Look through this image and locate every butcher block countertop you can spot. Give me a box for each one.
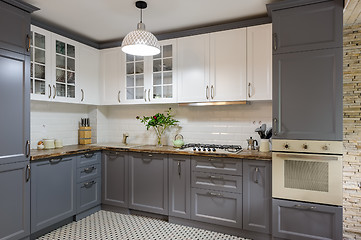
[30,143,272,161]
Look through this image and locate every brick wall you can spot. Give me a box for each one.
[343,23,361,239]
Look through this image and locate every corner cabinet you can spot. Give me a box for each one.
[243,160,271,234]
[121,39,178,104]
[128,152,168,215]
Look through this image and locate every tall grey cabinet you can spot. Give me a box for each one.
[0,1,37,239]
[269,0,343,141]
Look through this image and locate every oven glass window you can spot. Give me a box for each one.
[284,160,328,192]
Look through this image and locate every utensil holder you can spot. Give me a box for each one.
[79,127,91,145]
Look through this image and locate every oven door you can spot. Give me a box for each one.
[272,152,342,206]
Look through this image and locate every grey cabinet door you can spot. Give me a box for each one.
[168,155,191,219]
[272,198,342,240]
[273,48,343,140]
[243,160,271,234]
[77,177,101,214]
[0,49,30,165]
[191,156,242,175]
[31,157,76,233]
[129,153,168,215]
[0,1,31,55]
[0,162,30,240]
[272,1,342,54]
[102,151,128,208]
[77,163,101,183]
[77,152,101,168]
[191,188,242,228]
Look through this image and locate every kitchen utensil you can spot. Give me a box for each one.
[265,128,273,139]
[43,139,55,149]
[259,139,270,152]
[173,134,184,148]
[55,139,63,148]
[246,137,258,150]
[255,124,267,139]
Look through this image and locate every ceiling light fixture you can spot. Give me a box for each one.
[121,1,160,56]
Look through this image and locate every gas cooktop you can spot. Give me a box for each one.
[179,143,243,154]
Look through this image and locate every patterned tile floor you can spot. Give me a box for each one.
[37,210,249,240]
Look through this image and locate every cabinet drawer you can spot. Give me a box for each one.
[77,152,100,167]
[272,199,342,240]
[77,177,101,214]
[191,188,242,228]
[191,172,242,194]
[191,157,242,175]
[77,163,100,183]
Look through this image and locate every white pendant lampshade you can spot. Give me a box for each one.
[121,1,160,56]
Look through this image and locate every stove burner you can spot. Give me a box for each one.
[180,143,242,153]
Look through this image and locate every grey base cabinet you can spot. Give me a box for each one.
[191,188,242,228]
[31,157,76,233]
[0,162,30,240]
[272,198,342,240]
[168,155,191,219]
[243,160,271,234]
[129,153,168,215]
[102,151,128,208]
[77,177,101,214]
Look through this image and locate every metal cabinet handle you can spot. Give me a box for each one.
[209,175,224,181]
[53,85,56,99]
[84,153,94,158]
[81,89,84,102]
[253,167,259,184]
[177,161,181,176]
[49,158,62,164]
[206,86,209,100]
[26,164,31,182]
[208,158,225,168]
[82,166,95,173]
[148,154,153,157]
[211,85,214,99]
[208,192,223,197]
[144,89,147,102]
[273,118,278,136]
[82,180,96,188]
[248,83,251,98]
[148,89,151,102]
[294,204,317,210]
[118,90,121,103]
[48,84,52,98]
[27,34,31,52]
[273,33,278,51]
[25,140,30,158]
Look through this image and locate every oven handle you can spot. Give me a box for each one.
[275,153,339,161]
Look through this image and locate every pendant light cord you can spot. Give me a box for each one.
[140,8,143,23]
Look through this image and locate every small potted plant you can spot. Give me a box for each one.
[136,108,179,146]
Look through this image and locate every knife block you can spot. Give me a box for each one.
[79,127,92,145]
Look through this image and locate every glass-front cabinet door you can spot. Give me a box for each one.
[125,54,146,102]
[30,26,51,101]
[54,35,78,102]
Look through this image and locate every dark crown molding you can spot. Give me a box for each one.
[2,0,39,13]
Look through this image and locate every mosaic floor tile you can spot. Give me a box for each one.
[37,210,250,240]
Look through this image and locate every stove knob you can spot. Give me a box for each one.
[192,147,196,151]
[203,148,207,151]
[303,144,308,150]
[198,148,201,151]
[207,148,211,151]
[212,148,216,152]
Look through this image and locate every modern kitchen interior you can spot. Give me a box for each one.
[0,0,360,239]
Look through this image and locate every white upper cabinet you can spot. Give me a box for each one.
[210,28,247,101]
[121,39,177,104]
[100,48,122,105]
[177,34,210,103]
[246,24,272,101]
[78,43,100,105]
[30,25,52,101]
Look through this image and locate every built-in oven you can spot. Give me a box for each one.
[272,139,343,206]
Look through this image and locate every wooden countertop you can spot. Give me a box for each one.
[30,143,272,161]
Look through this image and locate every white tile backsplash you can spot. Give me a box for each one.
[30,101,272,149]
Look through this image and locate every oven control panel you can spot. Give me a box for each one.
[272,139,343,154]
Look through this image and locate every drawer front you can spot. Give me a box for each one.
[191,188,242,228]
[77,163,101,183]
[77,152,101,168]
[191,157,242,175]
[191,172,242,194]
[272,199,342,240]
[77,177,101,214]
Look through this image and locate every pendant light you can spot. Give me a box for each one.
[121,1,160,56]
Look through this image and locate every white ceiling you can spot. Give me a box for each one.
[23,0,282,43]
